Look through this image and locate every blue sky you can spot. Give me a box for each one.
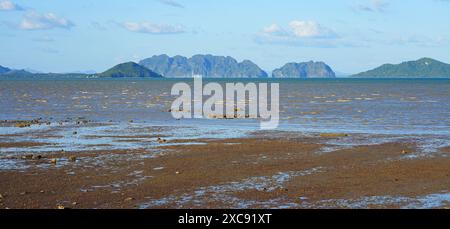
[1,0,450,74]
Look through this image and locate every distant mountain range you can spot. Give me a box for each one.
[0,66,34,77]
[353,58,450,78]
[0,65,10,74]
[139,54,268,78]
[1,55,335,78]
[4,56,450,79]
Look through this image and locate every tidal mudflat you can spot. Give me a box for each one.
[1,78,450,209]
[1,129,450,209]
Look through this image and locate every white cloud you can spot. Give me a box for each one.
[156,0,184,8]
[256,20,340,47]
[355,0,389,13]
[289,21,338,38]
[122,21,185,34]
[0,0,22,11]
[19,12,74,30]
[262,24,288,36]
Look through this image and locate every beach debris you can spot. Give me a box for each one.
[175,171,181,175]
[50,158,57,164]
[124,197,134,202]
[32,155,42,160]
[19,192,28,195]
[40,190,45,193]
[14,119,40,128]
[72,202,78,206]
[73,131,78,135]
[69,156,77,162]
[56,204,65,210]
[401,150,409,155]
[21,155,34,160]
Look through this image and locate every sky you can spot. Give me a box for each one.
[1,0,450,74]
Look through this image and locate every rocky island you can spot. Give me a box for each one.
[353,58,450,78]
[272,61,336,78]
[97,62,163,78]
[139,54,268,78]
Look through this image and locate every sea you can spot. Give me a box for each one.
[1,78,450,158]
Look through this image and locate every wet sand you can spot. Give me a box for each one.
[0,142,51,148]
[1,135,449,209]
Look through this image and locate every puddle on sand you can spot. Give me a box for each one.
[302,192,450,209]
[0,122,252,170]
[139,167,323,209]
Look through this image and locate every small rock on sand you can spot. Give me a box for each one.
[401,150,409,154]
[32,155,42,160]
[56,205,65,210]
[50,159,57,164]
[21,155,33,160]
[157,138,167,143]
[15,122,30,128]
[124,197,134,201]
[69,156,77,162]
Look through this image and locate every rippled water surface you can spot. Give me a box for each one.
[1,78,450,133]
[1,78,450,156]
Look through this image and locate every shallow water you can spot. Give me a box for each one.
[1,78,450,165]
[1,78,449,134]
